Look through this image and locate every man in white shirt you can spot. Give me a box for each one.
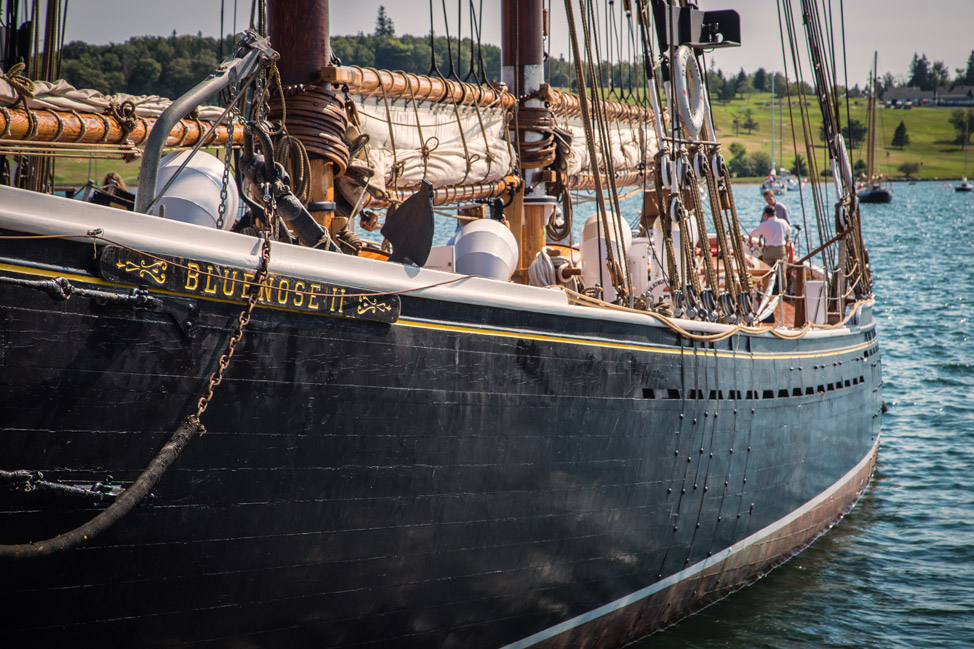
[749,206,792,270]
[761,189,790,224]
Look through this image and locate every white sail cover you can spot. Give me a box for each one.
[559,115,656,178]
[353,96,514,189]
[0,74,227,121]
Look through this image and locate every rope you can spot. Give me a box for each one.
[0,416,204,560]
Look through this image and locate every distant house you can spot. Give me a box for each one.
[881,85,974,107]
[882,86,934,106]
[939,85,974,106]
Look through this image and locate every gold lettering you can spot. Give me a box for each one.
[293,281,306,307]
[277,278,290,305]
[329,287,346,313]
[242,272,255,298]
[258,277,274,303]
[222,269,238,297]
[203,265,218,294]
[185,262,200,291]
[308,283,322,310]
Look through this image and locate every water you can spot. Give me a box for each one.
[634,181,974,648]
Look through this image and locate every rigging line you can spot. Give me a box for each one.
[465,0,477,83]
[438,0,459,82]
[781,0,833,269]
[582,0,632,298]
[839,0,853,160]
[564,0,614,295]
[775,0,813,258]
[220,0,225,61]
[427,0,442,78]
[476,0,487,84]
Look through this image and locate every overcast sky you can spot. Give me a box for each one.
[64,1,973,86]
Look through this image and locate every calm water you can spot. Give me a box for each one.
[636,181,974,648]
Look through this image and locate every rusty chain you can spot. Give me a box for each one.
[193,214,273,422]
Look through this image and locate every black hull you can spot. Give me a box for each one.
[0,200,883,648]
[857,188,892,203]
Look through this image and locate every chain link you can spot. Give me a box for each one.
[216,84,238,230]
[194,216,273,420]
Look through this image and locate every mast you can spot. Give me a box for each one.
[866,51,877,183]
[268,0,339,232]
[771,72,775,173]
[501,0,552,277]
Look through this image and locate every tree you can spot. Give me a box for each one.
[742,108,758,134]
[949,109,974,145]
[959,50,974,85]
[819,119,865,149]
[931,61,950,93]
[734,68,753,95]
[750,151,772,176]
[374,6,395,37]
[908,53,931,90]
[732,116,741,136]
[792,154,808,176]
[898,161,921,179]
[891,121,910,149]
[718,79,736,103]
[752,67,767,92]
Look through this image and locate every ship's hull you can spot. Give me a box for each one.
[857,187,893,203]
[0,189,882,648]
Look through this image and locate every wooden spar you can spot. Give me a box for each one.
[316,71,650,123]
[320,66,515,110]
[268,0,337,231]
[557,170,646,191]
[0,106,242,148]
[539,84,653,122]
[368,175,521,208]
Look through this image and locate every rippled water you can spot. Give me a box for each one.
[635,181,974,648]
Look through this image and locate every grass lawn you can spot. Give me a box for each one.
[708,92,971,180]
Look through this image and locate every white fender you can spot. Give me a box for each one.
[834,134,854,194]
[673,45,707,139]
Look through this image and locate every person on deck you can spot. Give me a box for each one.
[750,206,792,295]
[761,188,790,224]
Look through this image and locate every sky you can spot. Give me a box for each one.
[64,1,973,87]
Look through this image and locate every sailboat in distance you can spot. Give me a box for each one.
[858,51,893,203]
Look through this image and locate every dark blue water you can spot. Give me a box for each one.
[635,181,974,648]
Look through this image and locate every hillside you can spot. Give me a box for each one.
[707,92,971,180]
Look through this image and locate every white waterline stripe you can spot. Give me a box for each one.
[501,436,880,649]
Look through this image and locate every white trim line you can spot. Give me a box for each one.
[502,436,880,649]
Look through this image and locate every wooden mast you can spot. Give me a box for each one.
[268,0,337,232]
[866,51,877,184]
[501,0,553,279]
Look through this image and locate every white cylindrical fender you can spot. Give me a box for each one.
[581,214,632,303]
[673,45,707,139]
[833,134,855,194]
[153,150,239,230]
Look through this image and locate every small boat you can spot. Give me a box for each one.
[857,52,893,204]
[957,177,974,192]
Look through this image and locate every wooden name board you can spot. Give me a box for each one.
[99,246,400,324]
